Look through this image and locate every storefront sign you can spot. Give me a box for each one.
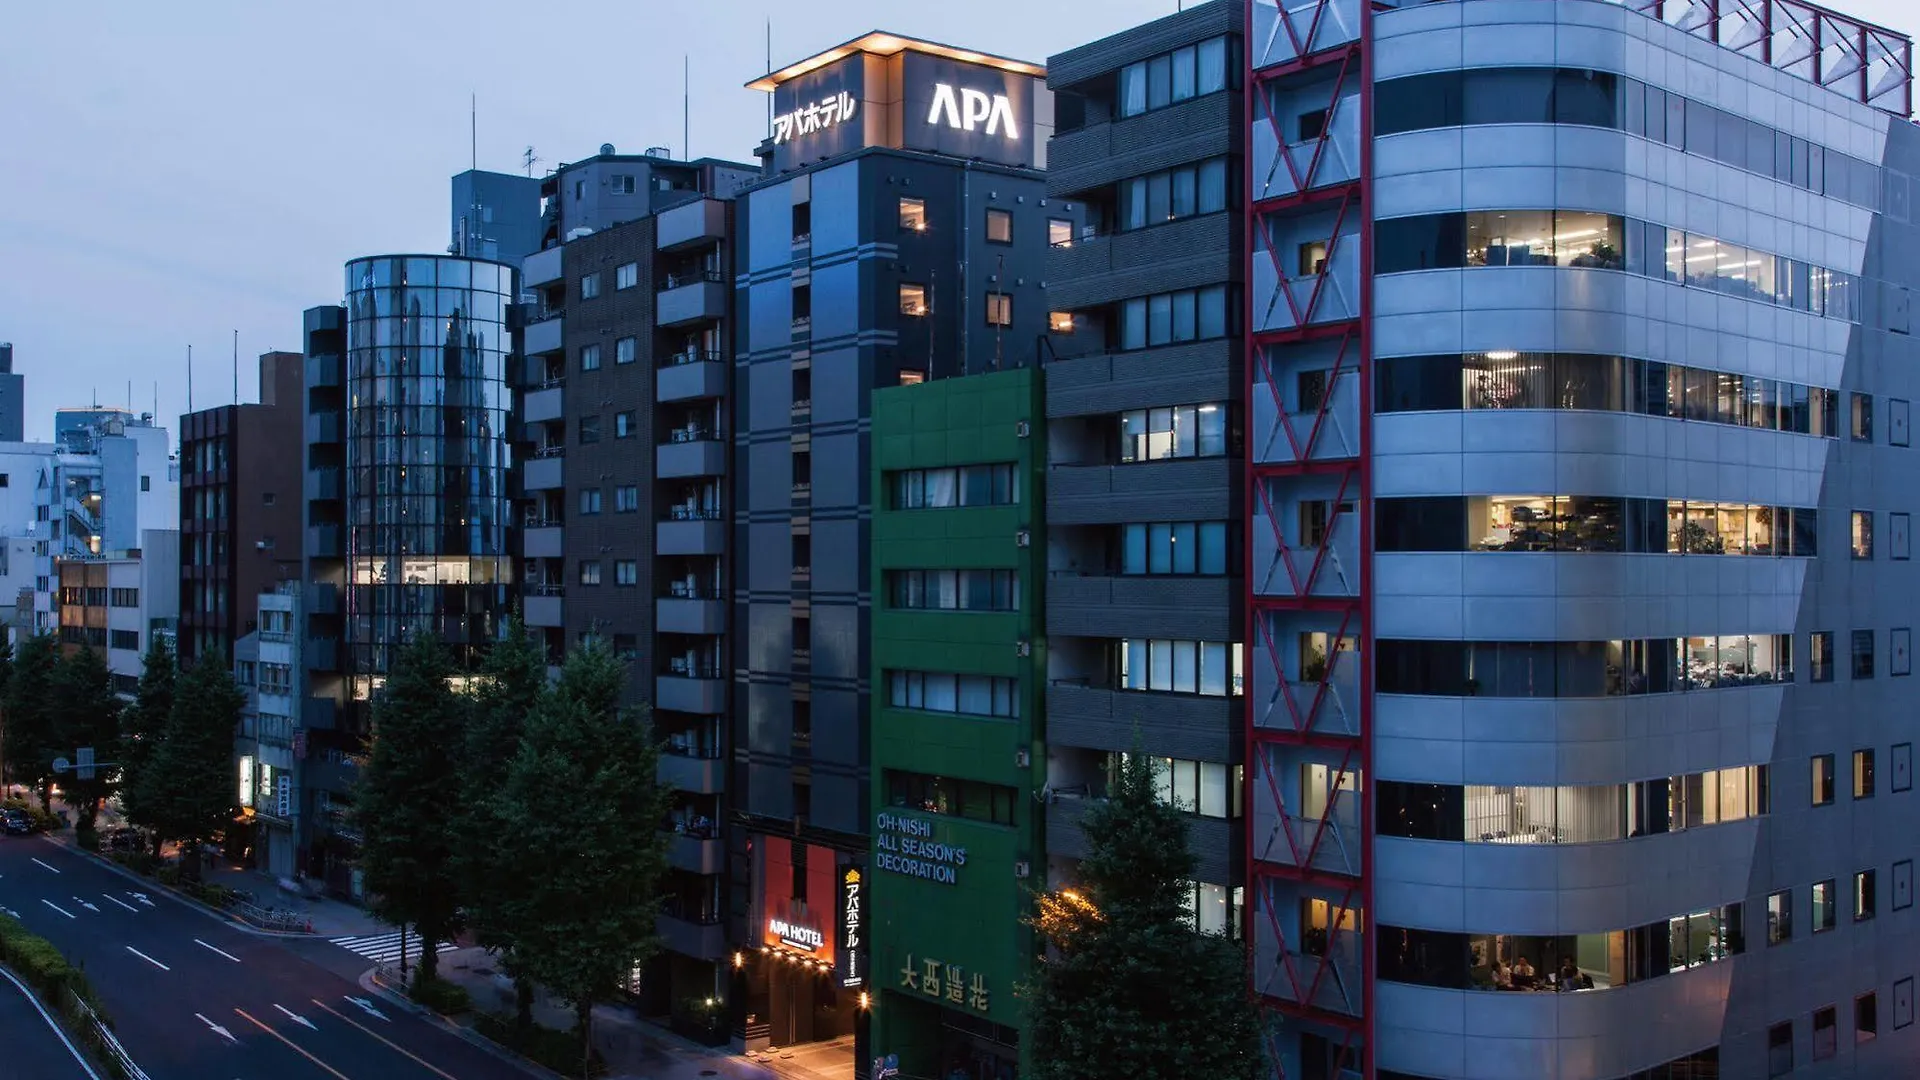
[898,953,990,1014]
[839,867,864,987]
[926,83,1018,139]
[275,774,293,818]
[238,756,254,807]
[773,91,858,145]
[768,917,825,952]
[874,812,967,885]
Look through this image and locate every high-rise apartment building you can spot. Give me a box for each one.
[178,350,305,666]
[451,169,543,265]
[0,343,25,443]
[730,32,1073,1071]
[535,148,758,251]
[513,151,752,1026]
[54,529,179,695]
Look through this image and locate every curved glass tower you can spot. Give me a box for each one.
[342,255,515,689]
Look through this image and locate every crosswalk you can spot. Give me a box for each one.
[328,931,457,967]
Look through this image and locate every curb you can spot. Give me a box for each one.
[357,968,559,1079]
[37,835,317,940]
[0,962,106,1080]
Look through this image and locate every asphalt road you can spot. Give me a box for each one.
[0,963,97,1080]
[0,835,534,1080]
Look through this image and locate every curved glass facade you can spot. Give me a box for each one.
[343,255,514,680]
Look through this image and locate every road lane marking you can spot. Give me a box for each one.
[0,964,105,1080]
[311,999,457,1080]
[194,1012,237,1044]
[72,896,100,913]
[272,1003,317,1031]
[341,996,390,1022]
[194,938,243,963]
[125,946,170,971]
[233,1009,353,1080]
[102,894,138,912]
[30,857,61,874]
[41,899,75,919]
[128,892,154,907]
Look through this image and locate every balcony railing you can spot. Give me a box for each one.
[790,398,811,415]
[665,581,721,600]
[658,269,724,290]
[665,659,724,679]
[523,511,562,528]
[532,445,565,459]
[662,349,722,368]
[526,583,564,597]
[666,426,717,444]
[667,505,722,522]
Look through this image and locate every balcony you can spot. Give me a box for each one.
[302,696,337,731]
[522,453,564,491]
[656,596,725,635]
[1045,682,1238,762]
[656,913,727,961]
[523,590,563,628]
[522,384,565,425]
[656,435,726,480]
[523,314,564,357]
[523,524,564,559]
[668,832,724,875]
[305,412,342,445]
[1047,575,1234,641]
[1044,215,1234,311]
[655,672,725,714]
[305,468,342,502]
[305,353,342,389]
[658,752,724,794]
[657,512,725,556]
[307,524,342,559]
[521,245,563,288]
[655,199,726,252]
[305,636,339,673]
[656,273,726,328]
[305,582,340,615]
[1047,458,1234,526]
[657,352,727,402]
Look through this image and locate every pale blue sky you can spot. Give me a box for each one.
[0,0,1911,443]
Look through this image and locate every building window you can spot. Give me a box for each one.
[900,283,928,317]
[889,464,1017,509]
[985,208,1012,244]
[1859,992,1879,1042]
[615,560,638,586]
[1118,158,1231,230]
[1375,764,1770,844]
[109,588,139,608]
[615,262,638,290]
[616,336,637,365]
[611,174,636,195]
[581,343,602,371]
[1767,1021,1793,1077]
[581,273,600,300]
[1812,880,1836,932]
[899,197,927,232]
[110,629,139,651]
[885,671,1019,718]
[579,561,601,586]
[611,634,638,660]
[886,570,1019,612]
[1049,311,1074,334]
[578,415,601,444]
[615,411,635,439]
[1855,749,1875,799]
[1122,521,1232,575]
[578,488,603,515]
[1048,218,1074,248]
[1811,631,1835,682]
[141,475,151,492]
[1299,240,1329,276]
[1118,639,1244,696]
[1856,869,1876,921]
[1812,754,1835,806]
[1112,753,1244,819]
[614,485,638,512]
[1118,35,1231,117]
[1119,404,1229,461]
[1120,285,1231,349]
[1853,511,1874,558]
[1853,630,1874,678]
[1853,392,1873,440]
[1813,1006,1837,1060]
[1298,107,1329,141]
[1767,890,1792,944]
[985,292,1012,327]
[883,770,1017,825]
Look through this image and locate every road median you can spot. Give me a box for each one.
[44,835,316,936]
[0,912,141,1078]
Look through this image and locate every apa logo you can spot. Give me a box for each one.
[927,83,1019,139]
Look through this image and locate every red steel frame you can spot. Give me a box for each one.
[1244,0,1374,1077]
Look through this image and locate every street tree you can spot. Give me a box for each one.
[354,634,466,985]
[0,636,13,792]
[119,638,177,850]
[51,646,120,832]
[457,616,547,1029]
[495,640,671,1077]
[1024,749,1267,1080]
[144,654,244,879]
[3,635,60,810]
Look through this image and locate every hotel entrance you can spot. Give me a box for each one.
[736,836,863,1074]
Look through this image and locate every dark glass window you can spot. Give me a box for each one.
[1374,70,1462,135]
[1374,214,1467,273]
[1376,781,1464,841]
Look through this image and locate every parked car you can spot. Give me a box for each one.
[102,828,147,853]
[1,809,33,835]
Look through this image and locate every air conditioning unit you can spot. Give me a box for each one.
[1013,860,1030,879]
[1015,420,1030,438]
[1015,529,1030,547]
[1015,640,1031,658]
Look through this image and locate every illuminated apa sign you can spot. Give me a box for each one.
[926,83,1018,139]
[768,917,826,952]
[773,91,859,145]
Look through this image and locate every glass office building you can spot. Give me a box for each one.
[342,255,515,689]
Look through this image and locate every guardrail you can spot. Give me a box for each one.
[222,895,314,934]
[68,989,150,1080]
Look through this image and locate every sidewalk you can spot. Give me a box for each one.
[198,861,388,938]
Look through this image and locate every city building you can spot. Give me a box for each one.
[233,582,303,878]
[38,411,178,638]
[177,351,305,666]
[730,31,1074,1071]
[867,369,1045,1079]
[299,254,516,896]
[535,147,758,251]
[54,528,180,695]
[513,150,753,1029]
[0,343,25,443]
[451,169,543,265]
[0,442,61,638]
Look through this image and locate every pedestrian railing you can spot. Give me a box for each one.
[68,989,150,1080]
[225,896,313,934]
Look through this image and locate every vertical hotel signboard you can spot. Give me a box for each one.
[838,864,865,988]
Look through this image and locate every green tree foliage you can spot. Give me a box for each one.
[119,638,177,849]
[144,654,244,879]
[1024,749,1267,1080]
[4,635,60,810]
[494,640,670,1077]
[354,634,466,983]
[457,617,547,1028]
[50,646,119,832]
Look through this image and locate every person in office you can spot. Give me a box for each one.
[1511,956,1536,987]
[1556,957,1581,991]
[1491,958,1512,990]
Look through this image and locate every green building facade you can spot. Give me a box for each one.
[868,369,1045,1080]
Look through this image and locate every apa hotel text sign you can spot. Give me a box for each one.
[773,91,858,145]
[926,84,1017,139]
[875,811,967,885]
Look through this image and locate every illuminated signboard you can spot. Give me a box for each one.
[768,917,826,952]
[772,91,859,145]
[926,84,1017,139]
[840,867,864,987]
[874,811,967,885]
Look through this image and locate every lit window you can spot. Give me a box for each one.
[899,198,927,232]
[615,560,639,586]
[616,336,637,365]
[1812,880,1836,932]
[578,561,601,586]
[1049,311,1074,334]
[580,343,602,371]
[615,262,638,290]
[985,292,1012,327]
[581,273,600,300]
[1048,219,1073,248]
[900,283,928,317]
[1812,754,1835,805]
[1852,511,1873,558]
[985,208,1012,244]
[615,411,635,439]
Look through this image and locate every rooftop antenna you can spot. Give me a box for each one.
[153,381,158,422]
[186,344,193,412]
[766,20,773,139]
[683,54,690,161]
[470,92,477,172]
[523,145,539,177]
[233,329,239,405]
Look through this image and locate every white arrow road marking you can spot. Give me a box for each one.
[40,899,75,919]
[272,1004,317,1031]
[30,857,60,874]
[194,939,242,963]
[342,996,389,1022]
[194,1012,237,1044]
[72,896,100,913]
[125,946,170,971]
[128,892,155,908]
[102,894,138,912]
[0,907,18,919]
